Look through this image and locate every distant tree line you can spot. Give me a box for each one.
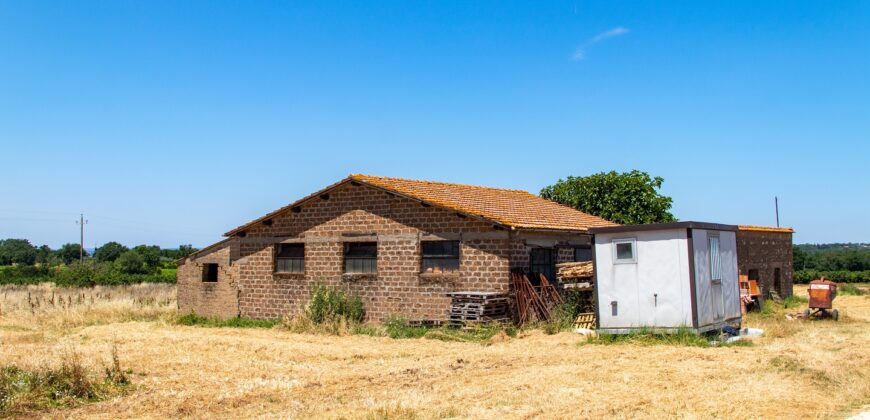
[0,239,198,286]
[793,244,870,284]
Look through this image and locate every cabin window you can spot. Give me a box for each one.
[573,245,592,262]
[613,239,636,264]
[530,248,555,282]
[421,240,460,273]
[344,242,377,273]
[202,263,218,282]
[276,243,304,273]
[709,236,722,280]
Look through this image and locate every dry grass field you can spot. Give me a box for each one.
[1,283,869,419]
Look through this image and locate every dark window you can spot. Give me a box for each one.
[202,263,218,282]
[748,269,759,281]
[530,248,555,283]
[276,243,304,273]
[421,240,460,273]
[774,268,782,294]
[573,246,592,262]
[344,242,377,273]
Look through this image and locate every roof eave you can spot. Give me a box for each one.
[223,177,356,237]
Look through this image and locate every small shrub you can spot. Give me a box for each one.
[544,302,578,334]
[0,348,128,415]
[308,284,364,324]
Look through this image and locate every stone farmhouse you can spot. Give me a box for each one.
[177,174,617,321]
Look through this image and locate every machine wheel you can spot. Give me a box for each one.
[832,309,839,321]
[803,309,810,318]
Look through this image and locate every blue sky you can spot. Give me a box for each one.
[1,1,867,248]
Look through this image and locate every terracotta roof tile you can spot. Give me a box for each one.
[738,225,794,233]
[350,174,617,231]
[225,174,617,236]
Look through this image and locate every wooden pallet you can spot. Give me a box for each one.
[573,312,596,329]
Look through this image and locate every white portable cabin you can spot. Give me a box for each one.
[589,222,742,334]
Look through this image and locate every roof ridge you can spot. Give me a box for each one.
[350,174,530,194]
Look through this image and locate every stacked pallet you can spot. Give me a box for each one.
[447,292,509,327]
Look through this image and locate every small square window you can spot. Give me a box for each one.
[613,239,636,264]
[709,236,721,281]
[202,263,218,282]
[421,240,460,273]
[344,242,377,273]
[276,243,304,273]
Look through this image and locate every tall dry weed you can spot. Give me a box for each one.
[0,283,176,330]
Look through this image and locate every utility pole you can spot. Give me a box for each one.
[774,196,780,227]
[77,214,88,263]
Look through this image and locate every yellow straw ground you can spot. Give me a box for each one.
[1,284,869,419]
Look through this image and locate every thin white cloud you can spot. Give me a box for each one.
[573,27,630,61]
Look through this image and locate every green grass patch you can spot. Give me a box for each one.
[355,317,518,342]
[838,283,867,296]
[381,317,429,339]
[176,313,279,328]
[783,295,809,308]
[583,327,751,348]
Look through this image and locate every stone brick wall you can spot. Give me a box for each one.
[229,183,512,321]
[557,247,575,264]
[177,182,590,321]
[737,230,794,298]
[177,243,240,319]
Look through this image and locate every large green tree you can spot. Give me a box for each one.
[35,245,55,264]
[0,239,38,265]
[95,241,129,262]
[540,170,677,225]
[132,245,161,271]
[57,243,87,265]
[114,250,149,274]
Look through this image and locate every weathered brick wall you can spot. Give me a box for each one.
[737,230,794,298]
[557,247,575,264]
[177,243,240,319]
[233,183,512,321]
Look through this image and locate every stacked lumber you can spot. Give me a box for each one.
[557,261,593,280]
[447,292,509,327]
